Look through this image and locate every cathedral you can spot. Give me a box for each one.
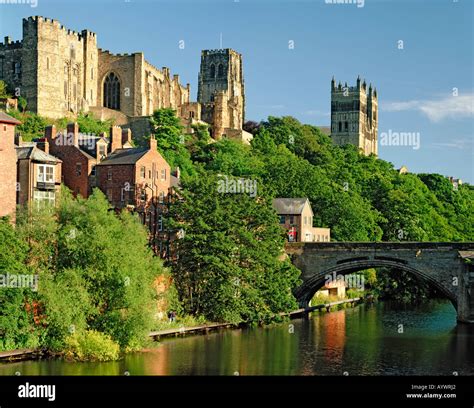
[330,76,378,156]
[0,16,251,142]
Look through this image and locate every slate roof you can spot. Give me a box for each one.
[0,111,21,125]
[16,145,62,163]
[272,198,310,215]
[96,147,148,166]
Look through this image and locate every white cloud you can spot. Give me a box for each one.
[303,110,330,116]
[382,94,474,122]
[431,138,473,150]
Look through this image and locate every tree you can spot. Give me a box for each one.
[169,168,300,324]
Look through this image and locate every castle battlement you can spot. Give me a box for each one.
[0,38,22,50]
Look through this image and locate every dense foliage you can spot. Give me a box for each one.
[0,189,167,358]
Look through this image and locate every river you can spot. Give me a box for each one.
[1,300,473,376]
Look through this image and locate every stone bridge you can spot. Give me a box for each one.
[285,242,474,324]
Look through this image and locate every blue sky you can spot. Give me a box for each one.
[1,0,473,182]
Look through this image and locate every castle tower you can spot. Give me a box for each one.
[197,49,245,139]
[330,76,378,156]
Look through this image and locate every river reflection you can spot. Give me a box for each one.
[1,300,473,376]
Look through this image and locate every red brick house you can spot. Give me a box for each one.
[45,123,131,198]
[95,135,172,256]
[0,111,20,222]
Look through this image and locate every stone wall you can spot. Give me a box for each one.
[0,121,18,221]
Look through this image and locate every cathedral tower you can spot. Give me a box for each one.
[330,76,378,156]
[197,49,245,139]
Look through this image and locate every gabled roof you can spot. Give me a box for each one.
[272,198,311,215]
[0,111,21,125]
[16,145,62,163]
[96,147,148,166]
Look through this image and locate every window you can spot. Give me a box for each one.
[13,61,21,78]
[46,57,50,70]
[103,72,120,110]
[90,166,96,176]
[344,121,348,131]
[107,169,112,181]
[33,190,55,207]
[217,63,224,77]
[279,216,285,224]
[289,215,294,224]
[64,65,68,74]
[140,166,145,178]
[76,163,82,176]
[37,165,54,183]
[70,47,75,60]
[73,68,77,76]
[140,189,146,201]
[0,57,4,78]
[106,189,113,202]
[338,121,342,132]
[159,191,165,203]
[98,145,106,158]
[210,64,215,78]
[91,67,94,80]
[148,170,152,179]
[190,111,195,119]
[90,89,93,102]
[158,216,163,232]
[161,169,166,181]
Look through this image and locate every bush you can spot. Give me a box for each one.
[64,330,120,362]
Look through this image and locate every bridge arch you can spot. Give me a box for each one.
[293,258,457,310]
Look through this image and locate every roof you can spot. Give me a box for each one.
[96,147,148,166]
[16,145,62,163]
[272,198,311,215]
[0,111,21,125]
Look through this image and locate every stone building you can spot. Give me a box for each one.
[0,111,20,221]
[272,198,330,243]
[197,49,251,142]
[330,76,378,156]
[0,17,250,143]
[16,139,62,208]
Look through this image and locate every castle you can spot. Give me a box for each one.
[330,76,378,156]
[0,16,251,142]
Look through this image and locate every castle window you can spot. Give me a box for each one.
[13,61,21,76]
[90,89,93,102]
[70,47,75,60]
[217,63,224,78]
[91,67,94,80]
[373,111,377,121]
[210,64,215,78]
[73,68,77,76]
[46,57,50,70]
[103,72,120,110]
[338,122,342,132]
[344,121,348,131]
[190,111,195,119]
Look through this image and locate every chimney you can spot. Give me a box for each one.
[110,126,123,153]
[44,125,57,148]
[67,123,79,147]
[36,138,50,155]
[122,128,132,146]
[15,133,22,146]
[149,134,157,151]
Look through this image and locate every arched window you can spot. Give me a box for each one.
[210,64,215,78]
[217,63,224,77]
[103,72,120,110]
